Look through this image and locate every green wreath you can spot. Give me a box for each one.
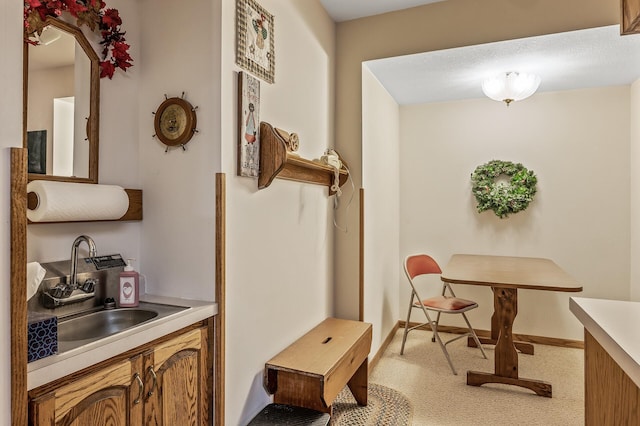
[471,160,537,218]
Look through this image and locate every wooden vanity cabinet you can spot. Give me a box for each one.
[29,357,141,425]
[28,321,212,426]
[142,327,209,425]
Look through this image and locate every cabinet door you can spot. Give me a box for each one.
[29,358,141,426]
[143,328,209,426]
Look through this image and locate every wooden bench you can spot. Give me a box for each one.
[264,317,372,414]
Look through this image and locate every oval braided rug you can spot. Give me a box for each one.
[330,383,413,426]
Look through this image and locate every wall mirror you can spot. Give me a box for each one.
[23,17,99,184]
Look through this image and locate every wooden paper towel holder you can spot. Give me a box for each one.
[26,188,142,223]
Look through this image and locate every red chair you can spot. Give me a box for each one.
[400,254,487,374]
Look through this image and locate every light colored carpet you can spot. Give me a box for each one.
[369,329,584,425]
[331,383,413,426]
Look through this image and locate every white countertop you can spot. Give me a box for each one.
[570,297,640,388]
[27,294,217,390]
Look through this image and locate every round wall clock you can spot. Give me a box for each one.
[153,94,198,150]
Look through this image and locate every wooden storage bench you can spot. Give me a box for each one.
[264,317,372,414]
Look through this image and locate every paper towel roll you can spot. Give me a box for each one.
[27,181,129,222]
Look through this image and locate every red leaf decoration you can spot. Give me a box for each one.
[63,0,87,16]
[24,0,133,78]
[112,41,130,57]
[99,60,115,79]
[101,8,121,29]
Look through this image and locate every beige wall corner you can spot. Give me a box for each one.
[334,0,619,324]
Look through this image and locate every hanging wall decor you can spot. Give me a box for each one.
[24,0,133,79]
[471,160,537,218]
[236,0,275,83]
[152,93,199,152]
[237,72,261,177]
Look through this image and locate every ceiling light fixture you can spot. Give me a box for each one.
[482,71,541,106]
[37,27,62,46]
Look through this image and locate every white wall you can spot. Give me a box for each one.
[221,1,337,424]
[137,0,220,301]
[631,79,640,302]
[362,66,401,354]
[400,86,631,340]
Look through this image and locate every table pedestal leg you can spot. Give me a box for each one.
[468,336,534,355]
[467,288,534,354]
[466,287,552,397]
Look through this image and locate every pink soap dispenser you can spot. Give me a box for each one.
[119,258,139,307]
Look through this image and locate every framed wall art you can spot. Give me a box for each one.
[27,130,47,174]
[238,71,261,177]
[236,0,275,84]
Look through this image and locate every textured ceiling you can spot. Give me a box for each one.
[319,1,640,106]
[365,25,640,105]
[319,0,444,22]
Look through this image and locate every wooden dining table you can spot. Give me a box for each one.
[440,254,582,397]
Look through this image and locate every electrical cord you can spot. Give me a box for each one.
[332,163,354,233]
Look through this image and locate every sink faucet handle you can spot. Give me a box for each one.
[49,285,66,298]
[49,283,73,298]
[81,278,97,293]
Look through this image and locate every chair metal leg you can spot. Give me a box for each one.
[427,310,458,375]
[462,312,487,359]
[400,292,416,355]
[431,312,441,342]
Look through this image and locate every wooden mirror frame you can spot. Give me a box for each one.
[23,17,100,184]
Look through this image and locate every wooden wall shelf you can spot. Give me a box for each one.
[258,122,347,195]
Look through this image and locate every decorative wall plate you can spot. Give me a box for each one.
[153,93,198,151]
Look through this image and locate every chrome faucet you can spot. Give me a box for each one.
[43,235,98,308]
[70,235,97,290]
